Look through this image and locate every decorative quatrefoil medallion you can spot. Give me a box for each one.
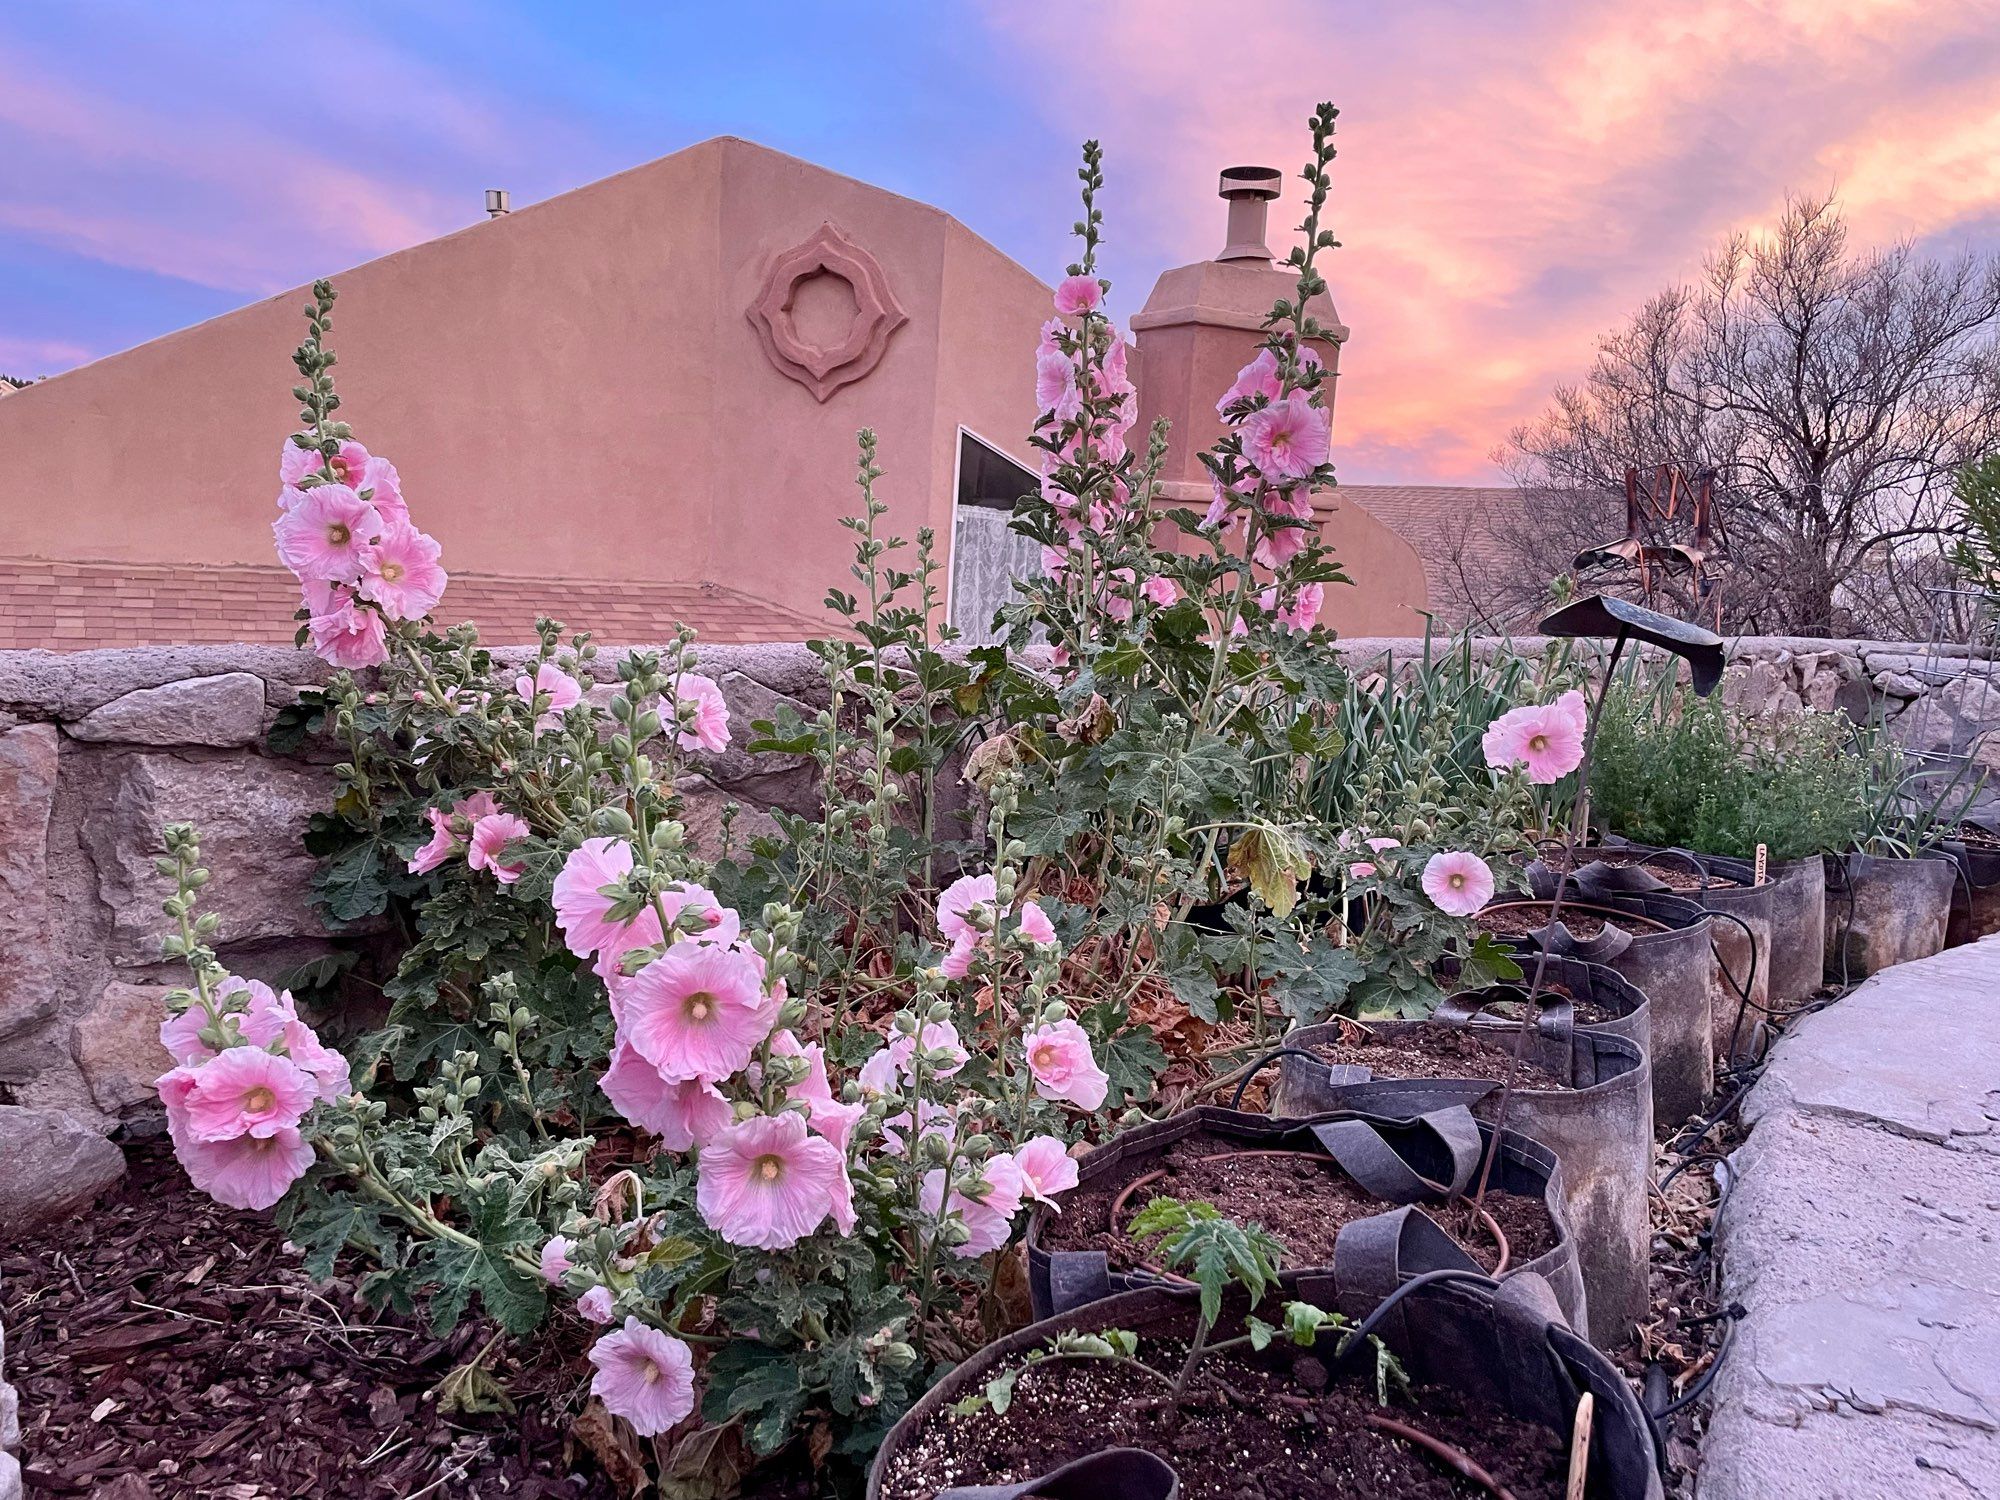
[746,222,907,402]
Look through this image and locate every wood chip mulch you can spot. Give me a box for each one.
[2,1135,617,1500]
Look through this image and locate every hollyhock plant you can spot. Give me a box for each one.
[1422,851,1496,916]
[696,1111,848,1251]
[588,1318,697,1438]
[1023,1020,1109,1111]
[664,672,731,753]
[1217,348,1283,414]
[619,941,774,1083]
[466,811,531,883]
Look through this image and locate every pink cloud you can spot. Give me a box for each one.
[982,0,2000,483]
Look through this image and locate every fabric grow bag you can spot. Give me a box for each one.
[867,1275,1665,1500]
[1823,851,1956,981]
[1759,855,1826,1006]
[1025,1104,1586,1333]
[1495,885,1714,1129]
[1271,1020,1652,1348]
[1433,954,1650,1063]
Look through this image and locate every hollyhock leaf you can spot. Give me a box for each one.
[1227,826,1311,919]
[1081,1002,1167,1108]
[1461,932,1526,988]
[313,839,393,923]
[421,1185,549,1336]
[281,1193,395,1282]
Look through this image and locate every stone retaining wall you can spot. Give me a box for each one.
[1,632,1997,1152]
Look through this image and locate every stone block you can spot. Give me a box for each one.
[68,672,267,747]
[74,982,176,1113]
[0,1105,125,1229]
[81,754,341,959]
[673,774,783,859]
[1874,668,1925,699]
[0,725,58,1044]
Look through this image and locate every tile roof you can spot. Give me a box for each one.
[1330,485,1529,622]
[0,560,829,652]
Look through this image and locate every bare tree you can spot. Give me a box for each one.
[1475,194,2000,638]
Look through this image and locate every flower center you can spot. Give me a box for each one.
[756,1155,783,1182]
[1448,874,1465,890]
[1528,733,1549,752]
[380,560,405,583]
[641,1359,661,1386]
[1031,1044,1057,1071]
[685,990,715,1022]
[327,522,350,545]
[244,1086,275,1113]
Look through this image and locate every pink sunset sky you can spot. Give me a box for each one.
[3,0,1998,484]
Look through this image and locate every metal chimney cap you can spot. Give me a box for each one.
[485,189,511,218]
[1218,165,1282,201]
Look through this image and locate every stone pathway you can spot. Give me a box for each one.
[1700,936,2000,1498]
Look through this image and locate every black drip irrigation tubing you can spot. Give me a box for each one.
[1225,1046,1334,1112]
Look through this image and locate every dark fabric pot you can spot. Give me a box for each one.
[1270,1021,1652,1347]
[1577,842,1777,1064]
[1928,830,2000,947]
[867,1277,1665,1500]
[1760,856,1826,1007]
[1497,886,1714,1128]
[1433,955,1650,1063]
[1025,1105,1586,1333]
[1823,852,1956,981]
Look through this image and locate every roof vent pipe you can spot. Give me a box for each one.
[485,189,511,219]
[1216,166,1281,264]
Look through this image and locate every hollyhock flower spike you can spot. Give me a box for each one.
[1241,389,1331,484]
[1422,851,1496,916]
[1024,1020,1109,1111]
[1014,1135,1079,1207]
[696,1112,846,1251]
[664,672,731,753]
[1053,274,1103,316]
[183,1046,318,1142]
[466,812,531,884]
[515,664,582,732]
[273,483,382,582]
[619,941,774,1084]
[588,1318,697,1438]
[357,521,446,622]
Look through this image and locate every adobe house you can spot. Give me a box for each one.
[0,136,1431,649]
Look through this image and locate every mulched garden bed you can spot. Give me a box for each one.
[1,1135,617,1500]
[1038,1130,1556,1274]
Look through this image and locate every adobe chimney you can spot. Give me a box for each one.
[1215,165,1281,264]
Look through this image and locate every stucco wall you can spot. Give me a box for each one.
[4,633,1996,1135]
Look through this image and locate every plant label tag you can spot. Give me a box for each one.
[1755,842,1768,885]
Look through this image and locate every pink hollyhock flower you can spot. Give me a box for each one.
[592,881,741,987]
[1040,544,1071,585]
[1217,349,1282,415]
[769,1030,864,1149]
[1053,275,1103,316]
[1252,491,1318,569]
[539,1236,573,1285]
[1014,1135,1079,1207]
[175,1127,315,1212]
[184,1047,318,1142]
[280,434,373,491]
[1351,835,1401,878]
[577,1286,616,1324]
[1140,576,1182,608]
[588,1318,697,1438]
[357,522,446,622]
[696,1112,846,1250]
[1036,347,1081,423]
[664,673,731,753]
[306,595,390,669]
[1024,1020,1109,1111]
[1261,581,1324,634]
[1203,478,1235,531]
[829,1159,858,1235]
[467,812,530,883]
[620,941,774,1083]
[1017,900,1057,946]
[280,1021,351,1101]
[359,454,408,526]
[1422,851,1496,916]
[1102,332,1134,397]
[407,791,499,874]
[857,1046,900,1097]
[273,483,382,582]
[920,1153,1027,1258]
[938,934,979,981]
[937,874,997,945]
[600,1042,733,1149]
[1481,701,1585,784]
[1557,688,1588,735]
[888,1018,969,1079]
[515,664,582,732]
[159,1005,217,1066]
[1242,390,1331,484]
[553,838,642,959]
[216,977,297,1048]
